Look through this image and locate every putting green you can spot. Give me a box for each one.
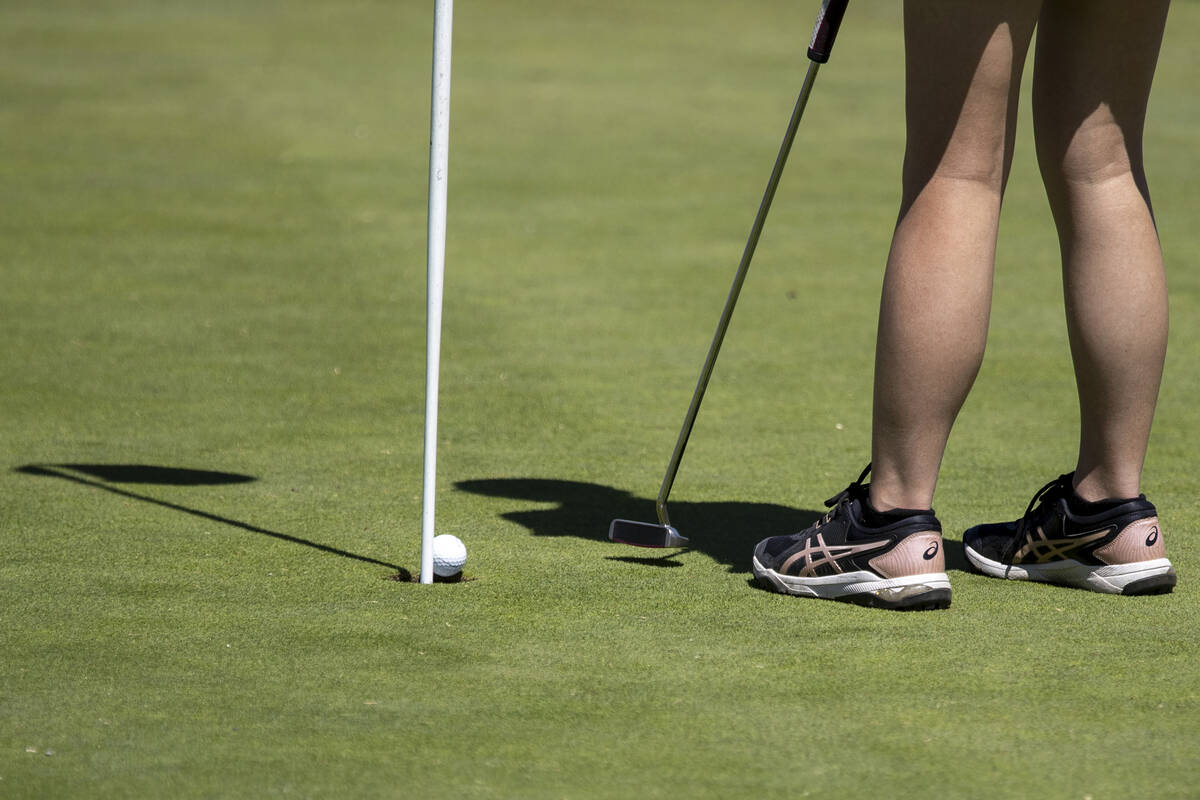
[2,1,1197,797]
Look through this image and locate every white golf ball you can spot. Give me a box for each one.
[432,534,467,577]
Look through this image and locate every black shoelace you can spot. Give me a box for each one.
[818,463,873,526]
[1008,472,1074,557]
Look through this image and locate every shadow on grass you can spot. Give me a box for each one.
[15,463,410,579]
[455,478,972,575]
[455,478,821,575]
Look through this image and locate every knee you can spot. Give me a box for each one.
[918,146,1008,190]
[1036,106,1142,192]
[900,139,1009,213]
[902,101,1013,202]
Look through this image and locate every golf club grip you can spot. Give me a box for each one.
[807,0,850,63]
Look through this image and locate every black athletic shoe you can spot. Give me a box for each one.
[963,473,1176,595]
[751,466,951,611]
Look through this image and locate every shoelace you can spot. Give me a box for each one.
[1009,472,1074,555]
[818,463,873,526]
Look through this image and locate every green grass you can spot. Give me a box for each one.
[3,1,1199,797]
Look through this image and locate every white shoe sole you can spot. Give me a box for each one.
[752,556,951,609]
[964,546,1176,595]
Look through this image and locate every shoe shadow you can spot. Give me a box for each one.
[16,463,411,579]
[943,538,971,574]
[454,477,823,574]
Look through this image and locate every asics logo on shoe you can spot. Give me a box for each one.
[923,542,940,560]
[1146,526,1160,547]
[1014,525,1113,564]
[780,533,890,578]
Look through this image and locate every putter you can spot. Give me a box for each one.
[609,0,851,549]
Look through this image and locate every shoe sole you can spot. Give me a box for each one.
[963,546,1176,595]
[751,556,952,611]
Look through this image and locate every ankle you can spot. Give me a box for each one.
[868,483,934,516]
[1066,489,1141,516]
[1071,470,1141,505]
[861,495,934,528]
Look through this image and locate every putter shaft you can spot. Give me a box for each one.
[655,60,822,529]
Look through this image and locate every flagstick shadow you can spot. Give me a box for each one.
[16,464,409,578]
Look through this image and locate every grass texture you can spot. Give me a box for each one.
[3,1,1199,797]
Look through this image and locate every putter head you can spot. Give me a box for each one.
[608,518,689,548]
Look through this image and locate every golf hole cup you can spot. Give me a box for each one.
[431,534,467,577]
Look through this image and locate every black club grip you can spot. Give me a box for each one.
[807,0,851,63]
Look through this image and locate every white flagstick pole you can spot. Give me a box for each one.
[421,0,453,584]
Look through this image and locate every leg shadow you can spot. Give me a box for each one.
[455,477,822,574]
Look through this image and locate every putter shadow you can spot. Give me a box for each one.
[454,477,823,574]
[16,464,409,578]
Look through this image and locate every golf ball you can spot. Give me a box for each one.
[432,534,467,577]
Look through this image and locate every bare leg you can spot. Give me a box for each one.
[870,1,1041,511]
[1032,0,1171,503]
